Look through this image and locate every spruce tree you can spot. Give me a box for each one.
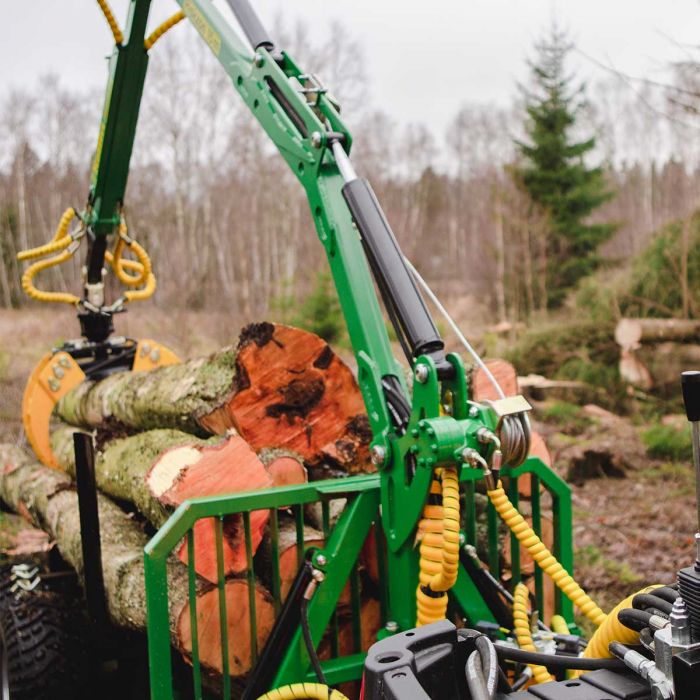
[515,25,616,308]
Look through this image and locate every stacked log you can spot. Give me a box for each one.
[0,322,381,686]
[615,317,700,392]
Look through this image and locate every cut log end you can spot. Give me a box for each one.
[177,579,275,678]
[201,324,372,472]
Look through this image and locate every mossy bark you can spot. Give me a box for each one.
[0,444,194,637]
[56,346,239,435]
[51,425,216,528]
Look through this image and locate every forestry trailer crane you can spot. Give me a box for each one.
[10,1,700,699]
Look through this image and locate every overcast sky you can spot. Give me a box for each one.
[3,1,699,135]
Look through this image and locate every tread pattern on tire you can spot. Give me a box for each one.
[0,587,90,700]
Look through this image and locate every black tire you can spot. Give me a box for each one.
[0,589,91,699]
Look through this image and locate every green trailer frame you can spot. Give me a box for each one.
[75,1,579,697]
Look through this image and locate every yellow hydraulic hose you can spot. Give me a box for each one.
[256,684,349,700]
[123,272,156,302]
[17,208,76,262]
[487,481,606,627]
[581,585,662,661]
[96,0,124,45]
[21,249,80,305]
[550,615,570,635]
[106,221,152,287]
[145,11,186,50]
[416,466,461,626]
[513,583,554,684]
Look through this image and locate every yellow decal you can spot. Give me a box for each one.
[183,0,221,56]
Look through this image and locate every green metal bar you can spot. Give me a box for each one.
[295,504,304,569]
[145,550,173,700]
[303,653,366,686]
[243,512,258,664]
[146,476,379,557]
[269,508,281,613]
[186,531,203,699]
[451,558,499,627]
[320,500,339,657]
[88,0,153,235]
[464,480,476,547]
[502,458,575,622]
[487,499,499,578]
[350,563,362,653]
[531,474,544,618]
[214,518,231,699]
[273,490,379,686]
[508,478,521,587]
[374,520,388,624]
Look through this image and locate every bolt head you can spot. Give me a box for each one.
[385,620,399,633]
[468,406,479,418]
[310,131,323,148]
[141,343,151,357]
[59,356,71,368]
[254,52,265,67]
[53,365,65,379]
[150,348,161,363]
[414,365,429,384]
[48,378,60,392]
[315,554,327,567]
[370,444,386,465]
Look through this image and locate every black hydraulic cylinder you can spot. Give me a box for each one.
[73,431,109,630]
[225,0,274,51]
[242,561,314,700]
[341,178,447,367]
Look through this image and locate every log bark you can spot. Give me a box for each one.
[56,323,372,472]
[615,318,700,350]
[0,444,276,680]
[0,444,187,634]
[52,427,274,583]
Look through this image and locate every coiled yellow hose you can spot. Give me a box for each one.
[96,0,124,45]
[21,249,81,305]
[487,482,606,627]
[256,683,348,700]
[580,585,662,661]
[145,11,186,50]
[105,220,152,287]
[513,583,554,684]
[17,208,76,262]
[416,466,460,626]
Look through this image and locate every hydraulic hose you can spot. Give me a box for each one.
[465,651,491,700]
[487,482,606,627]
[495,645,626,671]
[144,11,185,50]
[650,587,679,604]
[632,593,673,616]
[512,583,554,684]
[617,608,655,633]
[255,685,348,700]
[416,467,460,626]
[96,0,123,45]
[475,635,498,699]
[21,249,80,305]
[572,585,664,678]
[17,207,76,261]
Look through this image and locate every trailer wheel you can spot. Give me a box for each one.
[0,589,90,699]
